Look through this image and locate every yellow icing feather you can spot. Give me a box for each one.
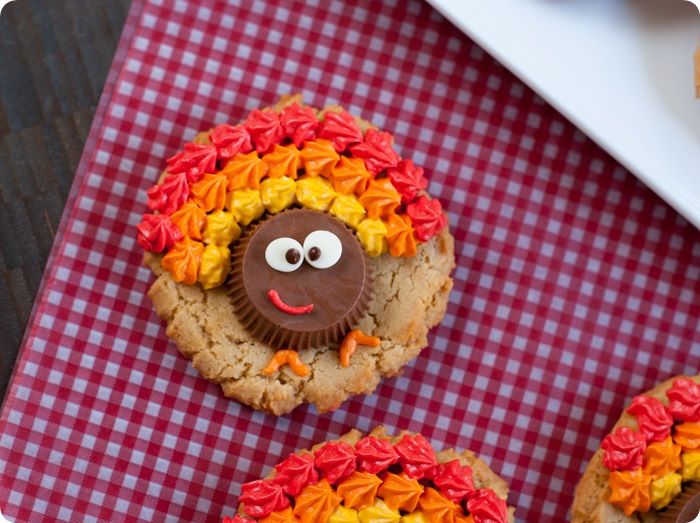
[295,176,337,211]
[650,472,682,510]
[260,176,297,214]
[226,188,265,226]
[329,505,360,523]
[203,210,240,246]
[681,451,700,481]
[357,218,388,257]
[358,500,400,523]
[198,244,230,289]
[329,194,366,229]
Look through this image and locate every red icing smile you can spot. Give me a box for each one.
[267,289,314,315]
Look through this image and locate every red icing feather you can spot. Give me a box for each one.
[406,195,447,242]
[280,103,319,147]
[319,110,363,152]
[209,124,253,160]
[354,437,399,475]
[627,395,673,443]
[387,159,427,204]
[600,427,647,471]
[467,489,508,523]
[350,129,400,175]
[166,142,217,182]
[272,453,319,496]
[394,434,438,479]
[147,172,190,215]
[432,459,475,503]
[245,109,285,154]
[667,378,700,422]
[136,213,182,253]
[239,479,290,519]
[314,441,357,484]
[146,184,167,212]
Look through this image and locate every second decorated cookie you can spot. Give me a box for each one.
[138,94,455,414]
[572,375,700,523]
[223,426,515,523]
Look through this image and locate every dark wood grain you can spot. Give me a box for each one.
[0,0,131,403]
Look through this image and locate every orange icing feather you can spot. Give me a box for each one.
[260,507,300,523]
[359,179,401,219]
[642,436,682,479]
[161,236,203,285]
[300,139,339,178]
[608,469,652,516]
[377,472,423,513]
[336,471,382,511]
[417,487,460,523]
[221,151,268,190]
[331,156,372,195]
[169,200,206,240]
[190,172,228,212]
[673,421,700,451]
[385,213,417,257]
[293,479,342,523]
[262,143,301,179]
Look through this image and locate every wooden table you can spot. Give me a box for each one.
[0,0,131,403]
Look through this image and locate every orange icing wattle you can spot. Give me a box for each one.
[417,487,460,523]
[300,139,339,178]
[169,200,206,240]
[161,236,203,285]
[262,350,310,378]
[331,156,372,195]
[338,329,381,368]
[260,507,300,523]
[642,436,682,479]
[293,479,342,523]
[221,151,268,190]
[359,179,401,219]
[608,468,652,516]
[190,172,228,212]
[385,213,417,257]
[336,471,382,511]
[262,143,301,179]
[673,421,700,451]
[377,472,423,513]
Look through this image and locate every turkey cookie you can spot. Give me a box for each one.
[222,426,515,523]
[572,375,700,523]
[137,94,455,414]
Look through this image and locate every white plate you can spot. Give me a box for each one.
[427,0,700,230]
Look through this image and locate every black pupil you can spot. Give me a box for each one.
[285,248,301,264]
[308,246,321,261]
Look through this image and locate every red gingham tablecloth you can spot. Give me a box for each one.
[1,1,699,521]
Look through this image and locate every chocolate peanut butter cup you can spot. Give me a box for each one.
[230,208,371,350]
[658,483,700,523]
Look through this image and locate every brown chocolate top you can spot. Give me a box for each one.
[230,208,371,349]
[657,483,700,523]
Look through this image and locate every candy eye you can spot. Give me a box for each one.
[265,237,304,272]
[303,230,342,269]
